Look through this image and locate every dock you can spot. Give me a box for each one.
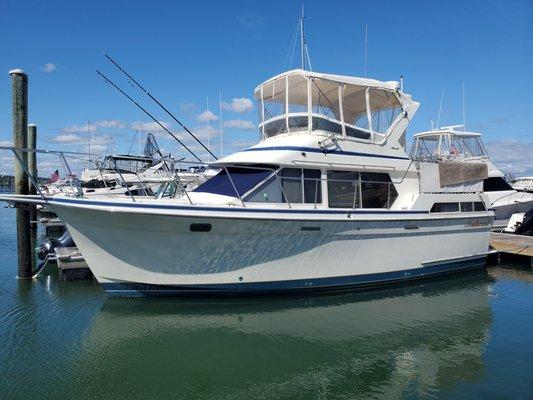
[490,233,533,267]
[56,247,92,281]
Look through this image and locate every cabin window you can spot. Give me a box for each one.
[244,168,322,204]
[193,167,272,197]
[360,172,398,208]
[327,171,360,208]
[483,177,513,192]
[327,171,397,209]
[460,202,473,212]
[430,203,459,213]
[473,202,486,211]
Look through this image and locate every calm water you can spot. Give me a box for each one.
[0,207,532,400]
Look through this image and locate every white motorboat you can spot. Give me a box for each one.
[411,126,533,226]
[511,176,533,193]
[2,70,493,295]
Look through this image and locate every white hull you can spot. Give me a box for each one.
[50,198,492,295]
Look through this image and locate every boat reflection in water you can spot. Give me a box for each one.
[80,272,492,399]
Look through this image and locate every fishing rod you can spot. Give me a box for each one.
[96,70,203,163]
[105,54,218,160]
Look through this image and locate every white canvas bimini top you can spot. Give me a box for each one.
[254,69,400,94]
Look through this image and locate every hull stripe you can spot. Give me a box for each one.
[101,255,487,296]
[241,146,410,160]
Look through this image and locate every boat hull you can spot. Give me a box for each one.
[50,199,492,296]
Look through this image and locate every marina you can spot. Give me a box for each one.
[1,1,532,398]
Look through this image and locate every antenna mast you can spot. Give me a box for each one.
[462,82,466,131]
[436,88,444,129]
[219,91,223,158]
[300,5,305,69]
[138,122,141,156]
[87,121,92,168]
[364,24,368,77]
[206,97,210,162]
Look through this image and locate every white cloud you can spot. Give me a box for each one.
[131,121,172,133]
[0,141,13,147]
[63,124,91,133]
[97,120,125,128]
[41,63,56,73]
[221,98,254,114]
[50,133,84,143]
[223,119,255,130]
[485,139,533,175]
[197,110,219,123]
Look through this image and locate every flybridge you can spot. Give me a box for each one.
[254,69,419,146]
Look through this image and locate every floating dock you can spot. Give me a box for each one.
[490,233,533,267]
[56,246,92,281]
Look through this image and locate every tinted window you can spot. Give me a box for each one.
[360,172,397,208]
[327,171,359,208]
[312,117,342,135]
[264,119,288,137]
[461,202,473,212]
[194,167,271,197]
[473,202,486,211]
[345,126,371,140]
[287,116,308,132]
[431,203,459,213]
[281,168,303,203]
[304,169,322,203]
[483,177,513,192]
[245,168,321,204]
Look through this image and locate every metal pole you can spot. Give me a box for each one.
[10,68,32,279]
[27,124,37,271]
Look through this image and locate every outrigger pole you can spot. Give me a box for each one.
[104,54,218,160]
[96,70,203,163]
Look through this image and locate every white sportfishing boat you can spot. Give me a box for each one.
[17,69,493,295]
[411,126,533,226]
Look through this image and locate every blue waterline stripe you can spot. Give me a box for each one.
[242,146,410,160]
[48,196,429,215]
[102,255,487,296]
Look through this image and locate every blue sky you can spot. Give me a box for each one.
[0,0,532,175]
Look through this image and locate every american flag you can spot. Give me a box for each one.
[49,169,60,183]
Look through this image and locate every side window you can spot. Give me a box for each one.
[244,175,283,203]
[245,168,322,204]
[461,202,473,212]
[473,202,486,211]
[327,171,359,208]
[360,172,397,208]
[303,169,322,203]
[281,168,303,203]
[431,203,459,213]
[483,177,513,192]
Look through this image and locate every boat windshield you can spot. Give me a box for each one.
[193,167,273,197]
[256,71,402,140]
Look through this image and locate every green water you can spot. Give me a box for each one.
[1,207,532,399]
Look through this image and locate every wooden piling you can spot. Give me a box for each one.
[28,124,37,270]
[10,68,32,279]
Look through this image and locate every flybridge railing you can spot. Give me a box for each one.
[0,146,206,203]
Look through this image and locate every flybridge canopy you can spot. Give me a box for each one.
[254,69,418,144]
[411,126,488,160]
